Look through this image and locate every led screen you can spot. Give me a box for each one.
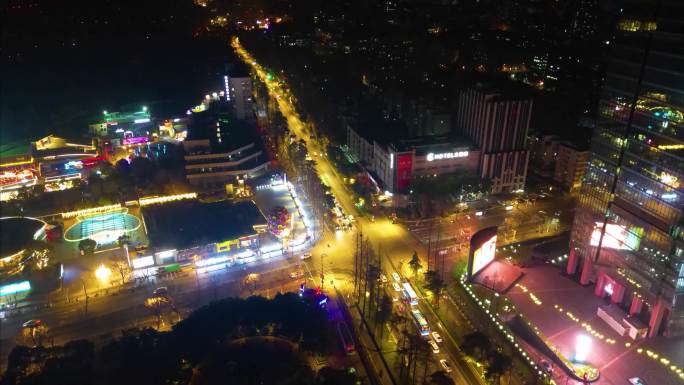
[468,226,498,279]
[472,234,497,275]
[590,222,643,250]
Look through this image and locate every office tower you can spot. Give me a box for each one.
[567,0,684,336]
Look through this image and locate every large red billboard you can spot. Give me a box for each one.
[395,154,413,191]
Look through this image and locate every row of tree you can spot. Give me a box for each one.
[1,293,357,385]
[460,331,514,384]
[351,239,453,385]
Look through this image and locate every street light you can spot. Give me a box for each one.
[95,264,112,283]
[574,334,592,363]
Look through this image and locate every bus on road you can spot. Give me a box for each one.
[402,282,419,306]
[337,322,355,354]
[411,309,430,337]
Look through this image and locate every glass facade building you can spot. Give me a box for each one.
[568,0,684,336]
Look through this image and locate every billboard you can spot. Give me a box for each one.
[467,226,498,279]
[590,222,643,250]
[395,154,413,191]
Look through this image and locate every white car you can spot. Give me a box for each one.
[628,378,647,385]
[428,340,440,354]
[289,271,304,279]
[380,274,388,283]
[392,282,402,292]
[432,332,443,343]
[392,272,401,282]
[300,253,312,260]
[439,359,452,373]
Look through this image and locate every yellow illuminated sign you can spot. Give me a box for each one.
[138,192,197,206]
[62,204,122,219]
[215,239,239,253]
[658,144,684,150]
[0,157,34,168]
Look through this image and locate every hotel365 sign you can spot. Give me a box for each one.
[426,151,468,161]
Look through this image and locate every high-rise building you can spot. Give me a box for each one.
[554,142,588,192]
[567,0,684,336]
[569,0,599,39]
[455,87,533,193]
[228,75,254,121]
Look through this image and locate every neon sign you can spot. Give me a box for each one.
[426,151,468,161]
[0,281,31,297]
[122,136,149,145]
[131,256,155,269]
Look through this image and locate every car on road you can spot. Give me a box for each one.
[380,274,388,283]
[301,253,312,260]
[289,271,304,279]
[432,332,443,343]
[392,272,401,282]
[392,282,402,292]
[428,340,440,354]
[152,287,168,297]
[628,378,647,385]
[439,359,452,373]
[22,319,42,328]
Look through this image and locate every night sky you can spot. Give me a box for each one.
[1,0,231,142]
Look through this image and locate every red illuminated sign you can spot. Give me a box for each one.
[396,154,413,191]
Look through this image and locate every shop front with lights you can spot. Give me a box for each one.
[140,199,267,270]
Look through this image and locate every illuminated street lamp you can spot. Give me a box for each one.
[95,264,112,283]
[574,334,592,363]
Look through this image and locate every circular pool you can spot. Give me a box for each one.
[64,209,141,245]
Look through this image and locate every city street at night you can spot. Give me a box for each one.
[2,2,683,385]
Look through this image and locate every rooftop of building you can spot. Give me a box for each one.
[142,199,267,251]
[101,109,151,124]
[348,118,473,153]
[0,142,31,161]
[185,103,262,153]
[462,79,536,101]
[390,135,474,154]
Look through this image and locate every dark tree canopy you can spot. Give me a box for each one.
[1,293,346,385]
